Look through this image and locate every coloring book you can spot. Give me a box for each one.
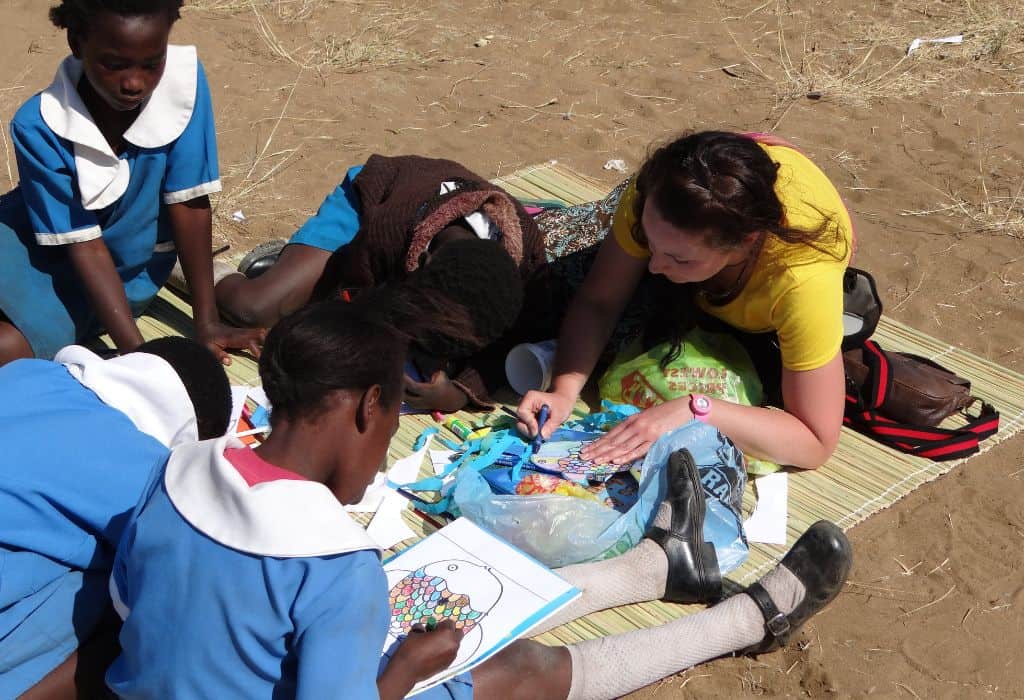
[382,518,580,696]
[531,439,641,482]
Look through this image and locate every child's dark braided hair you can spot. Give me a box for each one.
[404,237,524,361]
[50,0,184,36]
[260,287,477,424]
[134,337,231,440]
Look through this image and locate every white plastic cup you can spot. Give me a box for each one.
[505,340,557,395]
[842,312,865,336]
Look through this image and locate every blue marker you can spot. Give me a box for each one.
[531,404,551,454]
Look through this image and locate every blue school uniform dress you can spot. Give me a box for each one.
[285,164,502,254]
[288,164,363,251]
[0,45,221,359]
[108,438,473,700]
[0,346,198,697]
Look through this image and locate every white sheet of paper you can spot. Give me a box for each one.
[743,472,789,545]
[345,473,390,513]
[228,386,250,436]
[382,518,580,696]
[365,439,434,549]
[248,386,270,409]
[429,449,456,476]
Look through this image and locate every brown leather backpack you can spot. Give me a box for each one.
[843,347,974,426]
[843,340,999,461]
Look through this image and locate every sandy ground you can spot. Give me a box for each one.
[1,0,1022,696]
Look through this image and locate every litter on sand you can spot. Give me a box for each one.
[907,34,963,55]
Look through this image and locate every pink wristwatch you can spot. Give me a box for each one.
[690,394,712,423]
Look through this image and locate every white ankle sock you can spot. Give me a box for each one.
[565,565,806,700]
[530,504,673,636]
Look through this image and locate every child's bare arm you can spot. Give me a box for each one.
[68,238,144,352]
[377,621,463,700]
[168,196,265,363]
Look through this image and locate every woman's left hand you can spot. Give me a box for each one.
[404,371,469,413]
[581,398,694,464]
[196,320,266,365]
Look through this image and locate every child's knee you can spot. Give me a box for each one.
[474,640,571,700]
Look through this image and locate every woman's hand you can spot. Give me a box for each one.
[516,389,576,440]
[195,320,265,365]
[391,620,463,682]
[581,398,694,464]
[403,371,469,413]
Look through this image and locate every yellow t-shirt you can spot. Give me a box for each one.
[612,141,853,371]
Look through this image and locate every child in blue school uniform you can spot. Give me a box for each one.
[215,154,546,412]
[108,293,853,700]
[0,0,263,366]
[0,337,231,698]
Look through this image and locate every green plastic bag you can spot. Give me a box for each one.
[599,329,780,474]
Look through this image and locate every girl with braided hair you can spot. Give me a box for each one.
[518,131,854,470]
[0,1,263,366]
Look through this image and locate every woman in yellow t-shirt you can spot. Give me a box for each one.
[517,131,853,469]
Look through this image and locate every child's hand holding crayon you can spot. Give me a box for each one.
[378,619,463,698]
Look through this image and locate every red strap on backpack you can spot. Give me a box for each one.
[844,340,1000,461]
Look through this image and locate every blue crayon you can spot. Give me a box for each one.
[531,404,551,454]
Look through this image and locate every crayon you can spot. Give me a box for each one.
[531,404,551,454]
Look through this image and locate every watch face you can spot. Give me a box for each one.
[693,396,711,413]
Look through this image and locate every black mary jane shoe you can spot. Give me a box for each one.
[740,520,852,655]
[645,448,723,604]
[238,239,288,279]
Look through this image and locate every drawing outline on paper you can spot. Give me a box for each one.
[379,518,580,696]
[386,560,503,668]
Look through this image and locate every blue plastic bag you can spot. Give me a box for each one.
[648,422,749,574]
[444,407,748,570]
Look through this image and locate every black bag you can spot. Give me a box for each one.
[842,267,882,351]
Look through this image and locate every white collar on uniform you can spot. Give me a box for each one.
[165,437,381,558]
[39,44,198,211]
[55,345,199,448]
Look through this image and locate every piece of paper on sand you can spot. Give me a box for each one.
[743,472,788,545]
[907,34,963,55]
[365,438,434,548]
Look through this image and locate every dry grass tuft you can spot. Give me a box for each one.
[901,179,1024,239]
[245,1,428,74]
[901,132,1024,240]
[189,0,428,74]
[305,17,425,74]
[188,0,328,21]
[724,0,1023,111]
